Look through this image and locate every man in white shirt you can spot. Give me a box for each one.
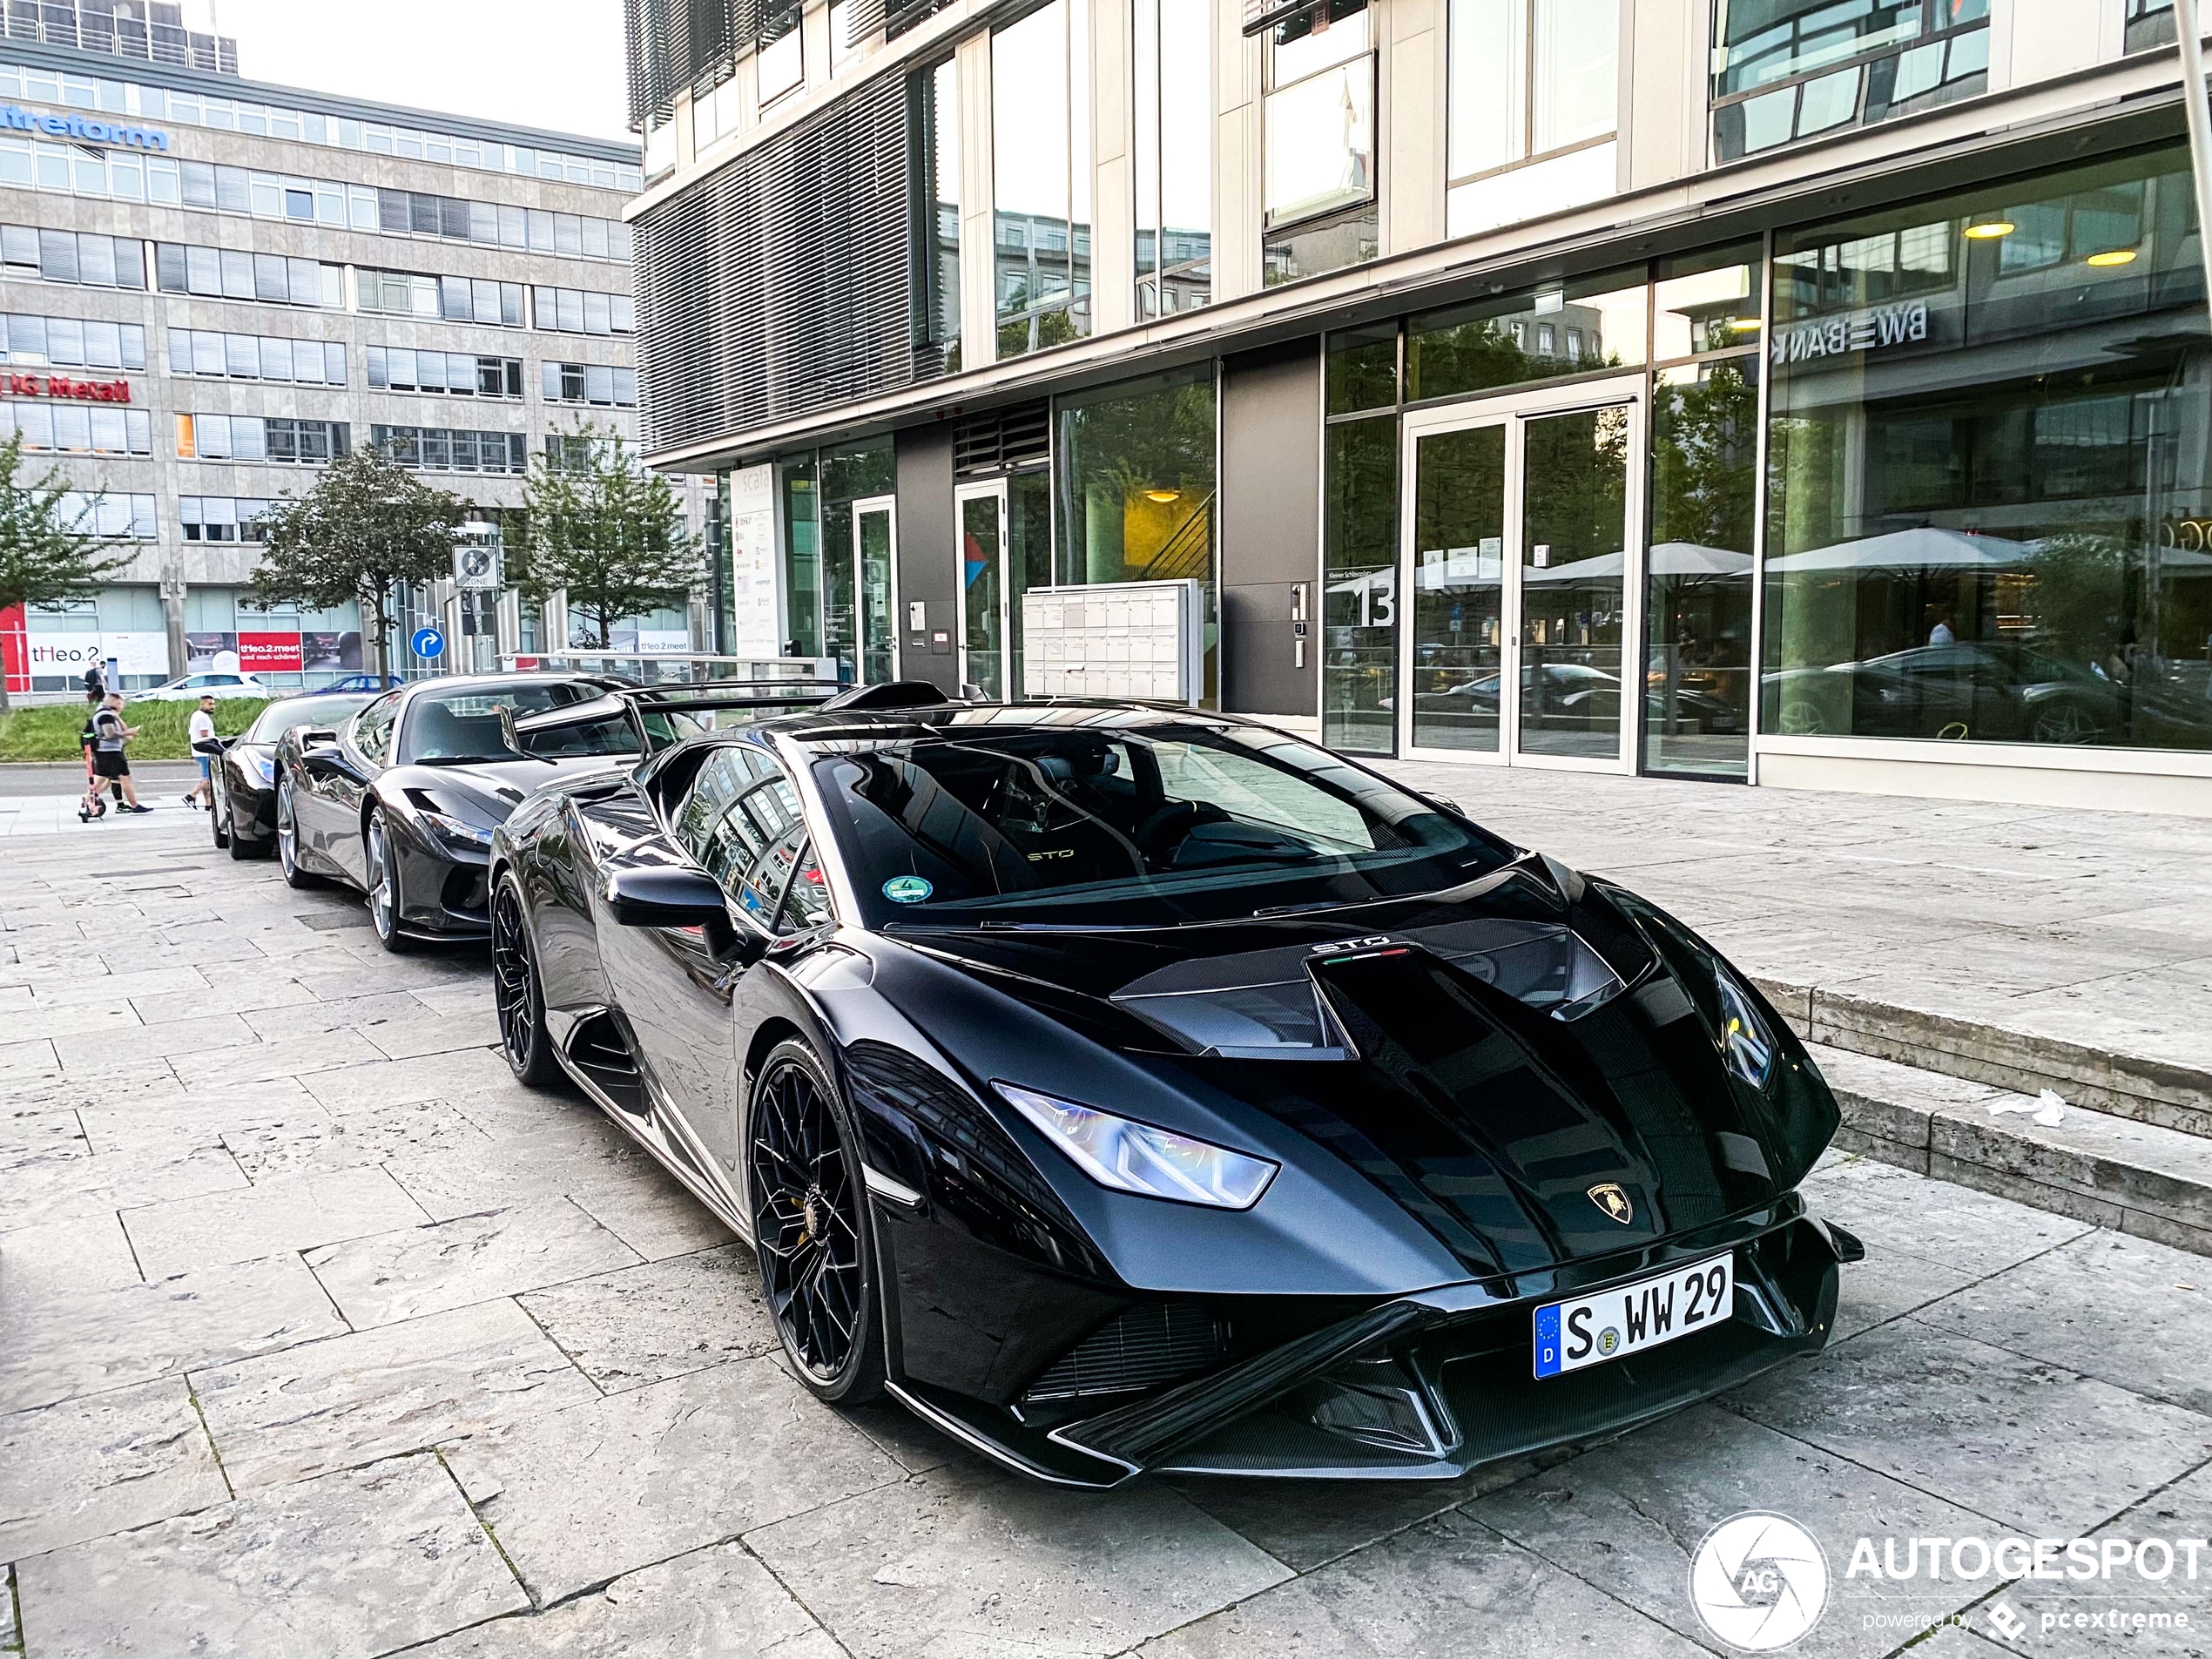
[186,693,219,811]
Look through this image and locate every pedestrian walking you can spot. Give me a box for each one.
[91,692,152,814]
[185,692,219,810]
[75,704,110,820]
[82,661,104,705]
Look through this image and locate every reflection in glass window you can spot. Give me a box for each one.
[1323,416,1399,754]
[1646,358,1758,776]
[1652,242,1764,361]
[1262,0,1375,287]
[1055,368,1219,699]
[1445,0,1618,237]
[1133,0,1212,319]
[912,58,962,375]
[1762,142,2212,755]
[759,3,804,104]
[1407,270,1647,402]
[992,0,1092,360]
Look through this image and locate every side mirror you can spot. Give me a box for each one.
[602,864,732,930]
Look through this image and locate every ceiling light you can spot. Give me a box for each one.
[1962,219,2016,239]
[1728,315,1764,331]
[1143,489,1182,503]
[2085,248,2138,267]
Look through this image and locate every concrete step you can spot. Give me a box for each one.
[1761,976,2212,1142]
[1812,1042,2212,1258]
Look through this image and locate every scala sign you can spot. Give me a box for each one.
[0,104,168,150]
[4,372,129,402]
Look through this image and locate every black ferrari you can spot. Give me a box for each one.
[488,687,1860,1487]
[209,691,376,860]
[267,672,772,951]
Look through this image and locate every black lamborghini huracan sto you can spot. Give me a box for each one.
[489,689,1861,1487]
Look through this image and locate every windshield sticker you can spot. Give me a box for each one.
[882,875,934,904]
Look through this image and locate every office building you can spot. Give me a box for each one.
[623,0,2212,814]
[0,32,700,695]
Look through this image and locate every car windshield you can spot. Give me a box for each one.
[812,718,1515,929]
[243,694,372,743]
[397,680,610,764]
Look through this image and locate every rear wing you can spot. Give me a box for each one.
[501,678,950,757]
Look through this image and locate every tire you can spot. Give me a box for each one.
[2029,701,2105,746]
[276,775,323,889]
[364,807,411,954]
[491,873,560,1088]
[747,1039,885,1406]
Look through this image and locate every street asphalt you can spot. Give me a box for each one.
[3,771,2209,1658]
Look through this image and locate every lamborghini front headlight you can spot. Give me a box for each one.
[994,1082,1278,1210]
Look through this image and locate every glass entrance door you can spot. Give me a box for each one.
[1400,378,1644,770]
[852,496,898,684]
[957,482,1008,698]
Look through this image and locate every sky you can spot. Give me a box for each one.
[199,0,631,144]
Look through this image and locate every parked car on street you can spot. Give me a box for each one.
[207,691,377,859]
[322,672,408,692]
[136,669,268,702]
[486,686,1859,1487]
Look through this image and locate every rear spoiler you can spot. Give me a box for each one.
[499,678,951,753]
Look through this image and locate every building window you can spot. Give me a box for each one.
[1133,0,1211,318]
[169,329,344,385]
[358,269,525,327]
[155,243,338,307]
[1763,141,2212,756]
[0,225,144,290]
[176,414,347,462]
[1712,0,1989,164]
[541,361,638,407]
[532,286,637,336]
[179,496,273,543]
[1261,0,1376,287]
[0,314,145,370]
[60,490,156,539]
[372,425,529,475]
[759,2,805,104]
[2,402,150,455]
[368,348,524,397]
[992,0,1092,360]
[911,57,962,374]
[1445,0,1619,238]
[1054,366,1218,699]
[829,0,860,68]
[2126,0,2175,51]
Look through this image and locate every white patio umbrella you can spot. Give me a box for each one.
[1523,543,1752,583]
[1765,527,2026,574]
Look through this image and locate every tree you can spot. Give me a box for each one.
[515,421,699,649]
[249,446,470,678]
[0,431,136,713]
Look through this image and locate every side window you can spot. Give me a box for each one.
[352,693,399,765]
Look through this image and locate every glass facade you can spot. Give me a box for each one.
[992,0,1092,360]
[1763,140,2212,755]
[1132,0,1212,318]
[1262,0,1376,287]
[913,58,962,375]
[1445,0,1620,239]
[1055,367,1219,699]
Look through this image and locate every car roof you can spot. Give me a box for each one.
[739,699,1252,752]
[395,671,628,703]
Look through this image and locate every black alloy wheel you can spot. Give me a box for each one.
[276,776,321,889]
[491,874,559,1087]
[748,1040,884,1404]
[364,807,410,953]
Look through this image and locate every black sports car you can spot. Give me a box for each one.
[270,672,732,951]
[209,691,376,860]
[488,687,1860,1486]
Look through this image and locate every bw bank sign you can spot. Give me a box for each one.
[0,104,168,150]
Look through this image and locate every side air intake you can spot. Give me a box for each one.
[1021,1303,1228,1404]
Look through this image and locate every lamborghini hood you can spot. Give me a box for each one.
[887,864,1838,1279]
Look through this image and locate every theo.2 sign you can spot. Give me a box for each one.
[0,104,168,151]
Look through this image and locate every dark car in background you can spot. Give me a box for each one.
[271,673,642,951]
[1764,641,2129,744]
[487,692,1859,1487]
[322,672,408,692]
[209,691,376,859]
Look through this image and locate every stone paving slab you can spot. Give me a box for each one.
[120,1163,429,1277]
[513,1243,778,1393]
[190,1299,601,1492]
[0,1376,227,1561]
[442,1354,905,1603]
[304,1198,644,1328]
[12,1453,528,1659]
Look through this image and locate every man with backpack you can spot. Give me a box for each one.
[90,692,152,814]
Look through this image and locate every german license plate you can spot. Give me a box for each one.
[1534,1252,1734,1379]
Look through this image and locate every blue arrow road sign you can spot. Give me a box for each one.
[410,625,445,660]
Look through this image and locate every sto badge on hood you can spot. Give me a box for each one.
[1588,1183,1634,1224]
